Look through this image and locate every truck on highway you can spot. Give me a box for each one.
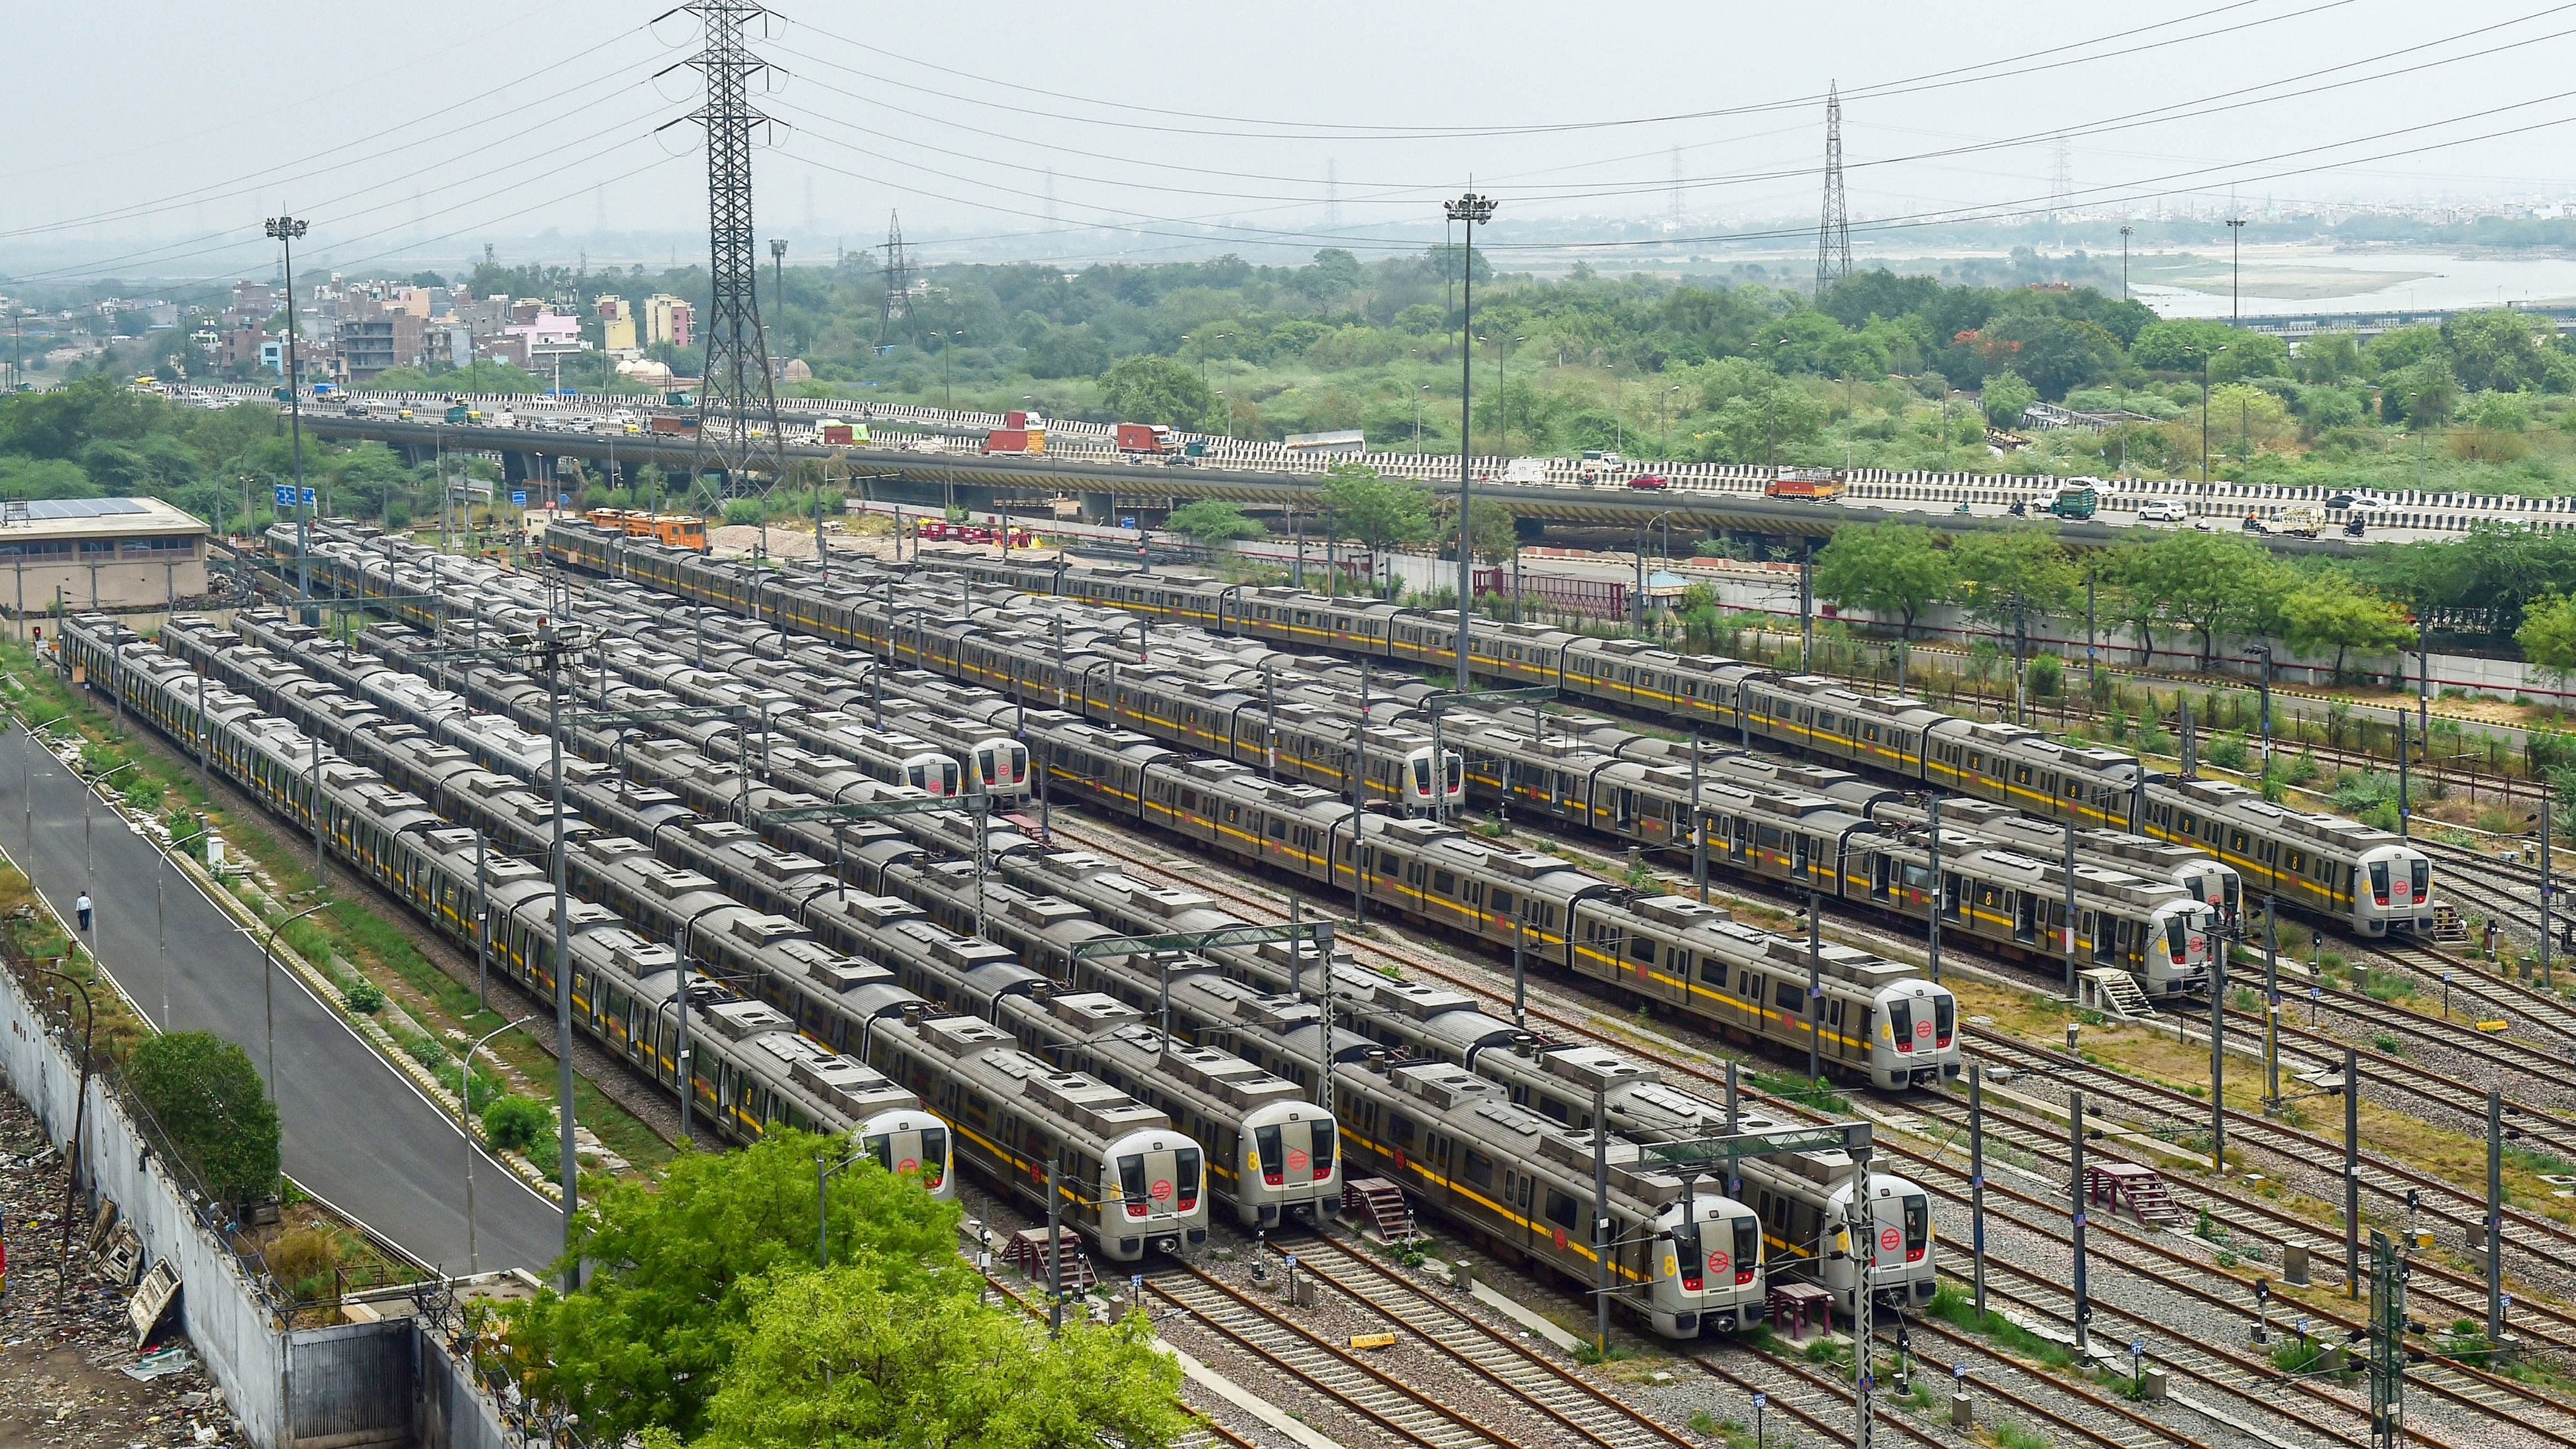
[819,418,870,446]
[2279,504,2327,538]
[443,403,470,424]
[1115,423,1174,455]
[1764,466,1846,502]
[1501,457,1549,486]
[985,428,1047,455]
[649,415,699,437]
[2041,481,2100,519]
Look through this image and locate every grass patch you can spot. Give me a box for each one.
[1994,1421,2053,1449]
[1926,1285,2080,1370]
[1748,1070,1849,1113]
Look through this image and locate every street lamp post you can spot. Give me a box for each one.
[2226,217,2247,322]
[460,1015,534,1275]
[23,713,69,856]
[262,902,329,1091]
[2120,225,2134,301]
[82,760,138,888]
[1445,189,1496,694]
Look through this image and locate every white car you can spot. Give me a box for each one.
[2135,499,2190,525]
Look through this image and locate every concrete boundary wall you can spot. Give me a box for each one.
[0,944,521,1449]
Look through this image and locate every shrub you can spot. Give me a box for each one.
[123,1031,280,1204]
[2026,654,2063,697]
[2206,733,2250,772]
[344,981,386,1015]
[484,1094,550,1152]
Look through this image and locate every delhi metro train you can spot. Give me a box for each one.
[526,523,2435,943]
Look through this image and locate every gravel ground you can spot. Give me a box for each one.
[0,1082,243,1449]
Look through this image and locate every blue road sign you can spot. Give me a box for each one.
[511,491,527,506]
[274,485,295,506]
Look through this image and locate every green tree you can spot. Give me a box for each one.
[482,1095,550,1152]
[1321,460,1433,552]
[1164,499,1262,548]
[123,1032,280,1204]
[1098,355,1215,430]
[2111,530,2285,669]
[2380,358,2459,428]
[1812,522,1951,638]
[694,1263,1186,1449]
[1979,371,2038,429]
[1949,526,2078,634]
[2296,329,2363,385]
[2518,592,2576,681]
[507,1129,959,1439]
[2279,572,2414,681]
[2440,308,2556,393]
[1433,497,1518,563]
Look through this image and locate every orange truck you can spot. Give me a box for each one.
[1763,466,1846,502]
[984,428,1047,455]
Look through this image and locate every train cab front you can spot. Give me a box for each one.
[2356,844,2436,938]
[970,736,1031,799]
[1654,1196,1763,1338]
[856,1109,955,1201]
[1235,1101,1338,1229]
[1102,1129,1208,1260]
[1870,980,1958,1089]
[903,751,961,798]
[2146,901,2217,997]
[1402,746,1466,816]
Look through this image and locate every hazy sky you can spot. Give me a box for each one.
[10,0,2576,282]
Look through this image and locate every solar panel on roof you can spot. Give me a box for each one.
[21,499,149,520]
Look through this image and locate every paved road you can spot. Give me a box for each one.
[0,724,562,1275]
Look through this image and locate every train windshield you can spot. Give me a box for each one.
[2410,859,2429,901]
[919,1127,947,1187]
[1933,995,1955,1048]
[1445,753,1465,795]
[1673,1219,1705,1289]
[1732,1217,1759,1284]
[1118,1154,1149,1217]
[1410,755,1431,796]
[1310,1121,1335,1179]
[2369,860,2391,905]
[2165,915,2189,960]
[1176,1146,1202,1212]
[1888,996,1915,1053]
[2222,874,2241,919]
[1902,1195,1930,1262]
[1257,1124,1286,1185]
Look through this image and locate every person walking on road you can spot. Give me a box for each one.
[74,892,91,934]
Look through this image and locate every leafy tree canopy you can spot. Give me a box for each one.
[1812,523,1952,637]
[123,1032,279,1204]
[506,1129,960,1440]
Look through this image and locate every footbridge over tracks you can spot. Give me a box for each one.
[303,414,2383,558]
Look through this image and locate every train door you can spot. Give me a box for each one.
[1868,853,1892,901]
[1614,788,1639,835]
[1729,817,1749,862]
[2013,893,2037,944]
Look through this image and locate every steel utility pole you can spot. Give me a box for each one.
[267,216,311,613]
[1444,188,1496,693]
[2226,217,2247,321]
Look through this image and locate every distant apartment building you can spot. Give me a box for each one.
[594,293,637,353]
[334,312,424,381]
[225,281,276,326]
[643,293,693,349]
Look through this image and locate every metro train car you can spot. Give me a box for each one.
[62,616,954,1186]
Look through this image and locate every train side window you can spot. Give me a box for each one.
[1463,1150,1496,1189]
[1490,888,1516,919]
[1380,850,1402,874]
[1268,818,1286,840]
[1774,981,1805,1013]
[1388,1112,1418,1151]
[1545,1189,1579,1229]
[2178,811,2197,835]
[1967,751,1983,772]
[1180,789,1198,811]
[2286,850,2304,875]
[1433,870,1457,895]
[1828,1000,1844,1027]
[1628,936,1656,966]
[1738,970,1754,996]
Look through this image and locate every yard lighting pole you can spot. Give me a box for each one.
[462,1015,533,1275]
[23,713,70,855]
[266,217,312,615]
[1445,189,1496,694]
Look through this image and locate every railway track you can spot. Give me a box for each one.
[1149,1259,1531,1449]
[1263,1235,1694,1449]
[1039,815,2576,1444]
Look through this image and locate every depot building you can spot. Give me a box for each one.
[0,497,209,616]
